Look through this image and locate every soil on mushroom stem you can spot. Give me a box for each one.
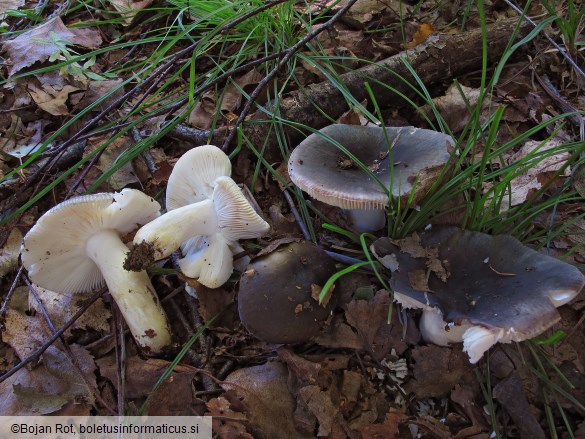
[123,241,158,272]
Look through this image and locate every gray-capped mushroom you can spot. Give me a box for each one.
[238,241,337,343]
[371,226,585,363]
[21,189,172,353]
[288,124,454,232]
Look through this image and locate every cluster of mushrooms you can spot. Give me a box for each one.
[20,145,270,354]
[19,124,585,363]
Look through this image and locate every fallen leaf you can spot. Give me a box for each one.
[360,409,408,438]
[493,371,546,439]
[0,344,96,415]
[345,291,388,345]
[27,82,80,116]
[406,345,473,398]
[419,83,485,133]
[29,286,111,336]
[501,138,571,209]
[206,397,253,439]
[2,16,102,76]
[106,0,154,25]
[2,308,47,360]
[97,356,199,400]
[0,0,24,19]
[221,362,306,439]
[87,134,140,189]
[406,23,435,48]
[298,385,339,437]
[73,79,125,111]
[0,227,22,279]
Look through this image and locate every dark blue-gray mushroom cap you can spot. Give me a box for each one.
[371,227,584,362]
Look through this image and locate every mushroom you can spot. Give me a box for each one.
[20,189,172,353]
[371,226,585,363]
[288,124,454,232]
[129,152,270,288]
[238,241,337,343]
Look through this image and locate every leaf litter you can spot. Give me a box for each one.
[0,0,583,437]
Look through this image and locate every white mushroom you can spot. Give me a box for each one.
[132,174,270,288]
[21,189,172,353]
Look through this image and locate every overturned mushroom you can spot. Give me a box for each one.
[238,241,337,343]
[21,189,172,353]
[288,124,454,232]
[371,227,584,363]
[129,155,270,288]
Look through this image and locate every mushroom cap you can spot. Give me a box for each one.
[21,189,161,293]
[163,145,266,287]
[288,124,455,210]
[166,144,231,210]
[238,241,337,343]
[371,226,585,343]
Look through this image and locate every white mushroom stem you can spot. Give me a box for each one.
[346,208,386,233]
[86,229,171,352]
[419,309,469,346]
[133,199,217,260]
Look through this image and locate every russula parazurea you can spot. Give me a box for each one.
[21,189,172,353]
[129,146,269,288]
[238,241,337,343]
[371,227,584,363]
[288,124,454,232]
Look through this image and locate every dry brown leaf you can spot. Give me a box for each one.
[2,16,102,76]
[345,291,389,347]
[493,372,546,439]
[406,345,472,399]
[87,134,140,189]
[298,385,339,437]
[97,356,199,399]
[406,23,435,48]
[0,227,22,279]
[106,0,154,25]
[29,286,111,336]
[1,118,49,158]
[27,82,80,116]
[206,397,253,439]
[360,409,408,438]
[503,138,571,208]
[420,83,484,133]
[221,362,305,439]
[0,0,24,19]
[73,79,125,111]
[0,344,96,415]
[2,308,47,360]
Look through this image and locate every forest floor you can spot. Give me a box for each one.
[0,0,584,438]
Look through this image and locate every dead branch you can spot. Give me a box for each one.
[241,18,531,159]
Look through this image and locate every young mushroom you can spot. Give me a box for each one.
[371,226,585,363]
[238,241,337,343]
[20,189,172,353]
[128,146,270,288]
[288,124,455,232]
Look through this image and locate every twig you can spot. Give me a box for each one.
[0,265,23,318]
[114,303,127,416]
[221,0,361,150]
[0,288,106,384]
[25,279,116,414]
[503,0,585,81]
[282,189,311,241]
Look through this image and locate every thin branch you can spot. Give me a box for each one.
[0,288,106,384]
[221,0,361,150]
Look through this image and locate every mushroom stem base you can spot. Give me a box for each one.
[87,230,171,353]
